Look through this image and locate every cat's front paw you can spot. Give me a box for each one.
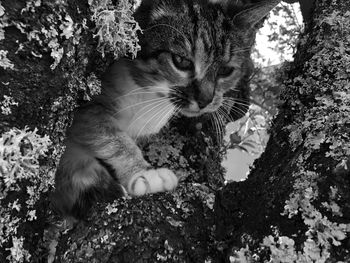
[128,168,178,196]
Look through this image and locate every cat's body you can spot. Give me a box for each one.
[52,0,280,218]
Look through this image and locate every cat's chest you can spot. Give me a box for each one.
[116,94,175,139]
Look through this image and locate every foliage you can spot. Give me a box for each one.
[267,2,303,63]
[227,105,271,157]
[227,3,301,159]
[227,62,284,157]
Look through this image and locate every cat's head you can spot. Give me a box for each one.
[130,0,279,118]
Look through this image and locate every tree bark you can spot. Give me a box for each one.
[1,0,349,262]
[215,0,350,261]
[0,0,115,261]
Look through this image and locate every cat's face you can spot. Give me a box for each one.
[130,0,277,118]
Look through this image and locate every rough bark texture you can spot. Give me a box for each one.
[1,0,349,262]
[215,0,350,261]
[0,0,120,262]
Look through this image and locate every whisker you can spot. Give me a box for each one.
[229,87,239,92]
[222,100,245,116]
[222,102,262,137]
[222,100,247,114]
[118,91,167,97]
[222,99,250,116]
[221,101,233,112]
[127,99,170,134]
[115,86,169,100]
[230,99,251,106]
[116,84,171,96]
[220,106,232,118]
[168,87,188,99]
[223,97,251,106]
[210,114,219,144]
[213,113,222,144]
[229,106,248,119]
[218,114,225,146]
[116,87,153,98]
[155,104,175,131]
[174,105,181,117]
[134,104,169,141]
[114,97,169,116]
[167,104,182,124]
[231,105,249,117]
[135,101,170,140]
[213,111,224,145]
[231,47,252,54]
[218,110,227,144]
[222,99,233,107]
[218,107,235,124]
[221,98,270,149]
[169,100,182,117]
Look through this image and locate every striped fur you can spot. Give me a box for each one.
[52,0,279,218]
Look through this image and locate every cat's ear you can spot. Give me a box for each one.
[235,0,281,27]
[134,0,178,25]
[134,0,161,25]
[223,0,281,28]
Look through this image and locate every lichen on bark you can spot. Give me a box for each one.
[0,0,140,261]
[216,0,350,262]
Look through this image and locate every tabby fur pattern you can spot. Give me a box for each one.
[52,0,280,218]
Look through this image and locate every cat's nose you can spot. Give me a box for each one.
[189,79,214,109]
[197,97,213,109]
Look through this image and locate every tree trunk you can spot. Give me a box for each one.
[0,0,127,261]
[215,0,350,261]
[1,0,349,262]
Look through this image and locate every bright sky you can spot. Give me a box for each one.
[254,2,303,66]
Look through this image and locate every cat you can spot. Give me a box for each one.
[51,0,280,219]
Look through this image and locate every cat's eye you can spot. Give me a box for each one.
[217,66,235,78]
[171,54,193,71]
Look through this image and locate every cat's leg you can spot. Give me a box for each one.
[86,131,179,196]
[51,141,126,218]
[52,105,178,218]
[71,130,179,198]
[127,168,178,196]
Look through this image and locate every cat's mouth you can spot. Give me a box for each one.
[170,95,220,117]
[168,88,222,117]
[180,108,202,117]
[179,103,219,117]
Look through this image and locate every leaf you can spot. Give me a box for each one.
[230,133,242,144]
[241,141,258,150]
